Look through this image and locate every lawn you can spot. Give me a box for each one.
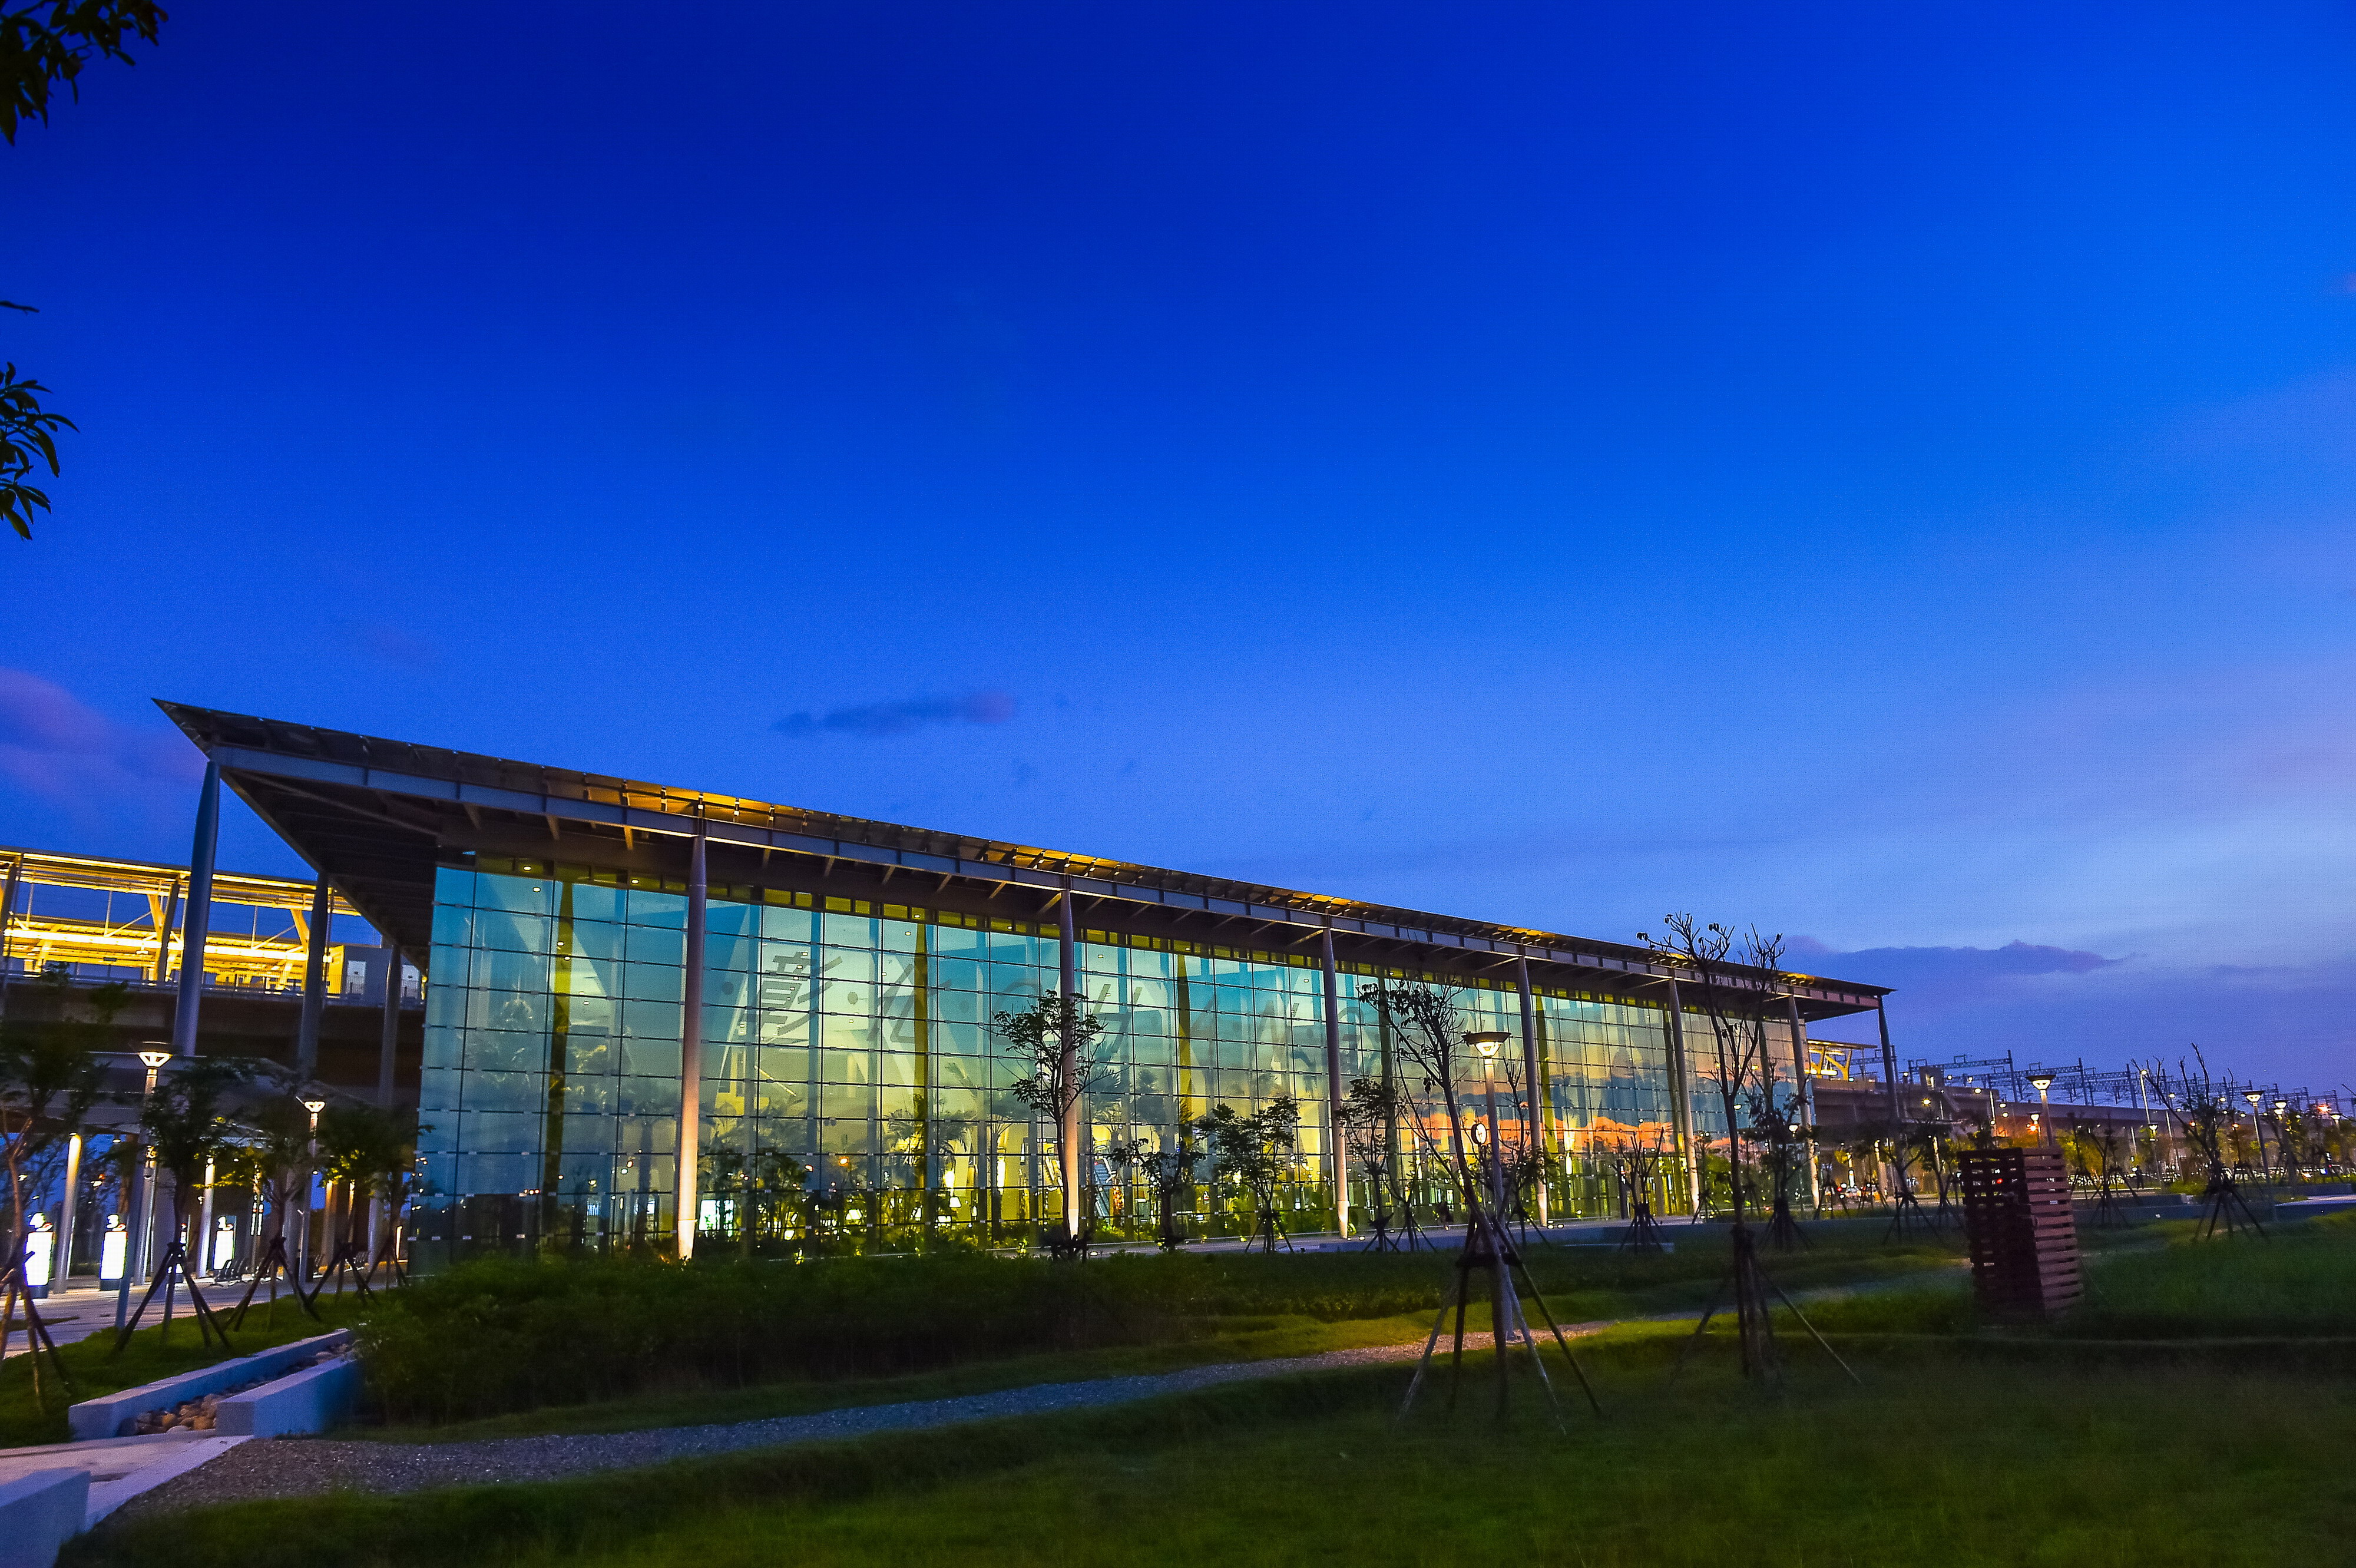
[74,1338,2356,1567]
[353,1219,1967,1437]
[65,1217,2356,1566]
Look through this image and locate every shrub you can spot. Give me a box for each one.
[359,1252,1170,1424]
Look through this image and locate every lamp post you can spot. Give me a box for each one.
[2243,1090,2269,1183]
[1465,1031,1508,1226]
[2272,1097,2291,1182]
[299,1094,326,1282]
[2026,1071,2056,1148]
[117,1048,171,1332]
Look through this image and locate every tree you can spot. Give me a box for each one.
[0,968,110,1263]
[4,0,168,538]
[1127,1120,1207,1252]
[1640,915,1850,1384]
[2145,1050,2266,1240]
[991,988,1108,1256]
[1337,1074,1418,1251]
[2,0,167,142]
[119,1054,245,1345]
[1201,1096,1299,1252]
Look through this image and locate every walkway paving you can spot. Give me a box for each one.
[0,1430,251,1529]
[110,1337,1517,1518]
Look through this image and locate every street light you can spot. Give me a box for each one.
[299,1094,326,1281]
[118,1047,174,1326]
[2026,1071,2056,1146]
[2244,1090,2271,1183]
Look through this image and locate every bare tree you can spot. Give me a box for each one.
[1336,1074,1418,1251]
[1642,916,1851,1384]
[1362,981,1602,1422]
[2145,1049,2267,1240]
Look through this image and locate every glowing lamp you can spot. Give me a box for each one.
[99,1215,128,1287]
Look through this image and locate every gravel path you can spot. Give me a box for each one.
[115,1328,1605,1519]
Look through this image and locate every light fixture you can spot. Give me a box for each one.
[1465,1030,1509,1058]
[137,1048,171,1070]
[300,1096,326,1114]
[2026,1071,2055,1093]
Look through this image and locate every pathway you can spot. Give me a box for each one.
[114,1334,1599,1519]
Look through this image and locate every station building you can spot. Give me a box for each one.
[98,704,1900,1265]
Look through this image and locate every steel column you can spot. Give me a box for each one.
[1057,889,1081,1240]
[1664,978,1700,1213]
[294,876,332,1083]
[56,1133,81,1283]
[1514,957,1548,1225]
[0,852,21,1020]
[674,825,707,1259]
[1877,1001,1901,1127]
[1321,929,1347,1238]
[377,943,401,1106]
[168,760,222,1057]
[151,876,181,985]
[1785,996,1821,1209]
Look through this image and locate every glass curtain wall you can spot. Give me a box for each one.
[413,857,1722,1263]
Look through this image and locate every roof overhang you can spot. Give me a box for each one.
[157,701,1891,1021]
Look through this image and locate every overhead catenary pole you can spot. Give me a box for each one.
[1057,888,1081,1242]
[168,760,223,1057]
[1320,929,1348,1238]
[674,823,708,1260]
[1663,977,1701,1213]
[294,876,332,1083]
[1514,956,1549,1226]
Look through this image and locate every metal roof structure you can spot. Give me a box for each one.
[158,700,1891,1020]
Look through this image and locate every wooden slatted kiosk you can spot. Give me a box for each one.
[1957,1149,2082,1319]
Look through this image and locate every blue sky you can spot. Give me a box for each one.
[4,3,2353,1086]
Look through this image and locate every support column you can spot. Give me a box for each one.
[1664,978,1701,1213]
[1320,929,1347,1238]
[151,876,182,985]
[168,760,222,1057]
[0,851,22,1020]
[1877,1001,1901,1128]
[674,825,707,1260]
[294,876,332,1082]
[57,1133,81,1285]
[1514,957,1548,1226]
[377,943,401,1106]
[196,1157,216,1277]
[1785,996,1822,1209]
[1057,889,1081,1241]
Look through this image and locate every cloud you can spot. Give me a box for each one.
[0,669,203,805]
[772,691,1017,740]
[1794,939,2123,1015]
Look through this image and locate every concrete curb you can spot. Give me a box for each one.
[67,1329,352,1441]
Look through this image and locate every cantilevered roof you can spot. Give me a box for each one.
[157,700,1890,1018]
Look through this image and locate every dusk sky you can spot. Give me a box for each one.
[4,4,2352,1086]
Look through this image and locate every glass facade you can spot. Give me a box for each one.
[412,854,1795,1264]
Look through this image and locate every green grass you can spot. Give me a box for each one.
[0,1289,372,1448]
[356,1224,1965,1439]
[72,1343,2356,1567]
